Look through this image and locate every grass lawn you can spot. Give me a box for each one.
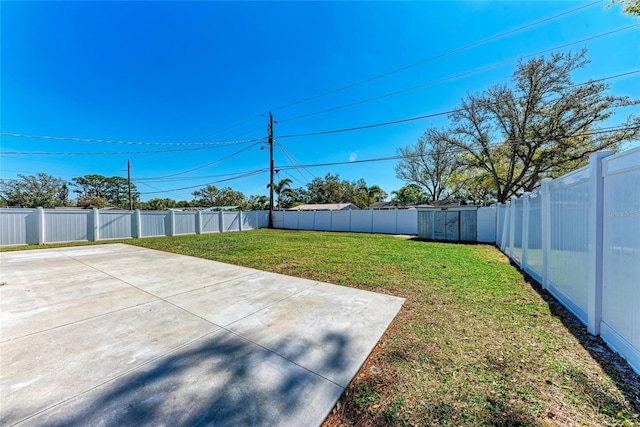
[3,229,639,426]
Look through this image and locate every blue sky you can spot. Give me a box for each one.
[1,1,639,202]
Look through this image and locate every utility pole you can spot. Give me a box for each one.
[268,111,274,228]
[127,159,133,211]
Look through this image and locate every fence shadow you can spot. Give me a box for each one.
[15,329,348,426]
[516,266,640,415]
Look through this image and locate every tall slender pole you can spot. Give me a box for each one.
[127,159,133,210]
[268,112,274,228]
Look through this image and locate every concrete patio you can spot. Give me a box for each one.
[0,244,404,426]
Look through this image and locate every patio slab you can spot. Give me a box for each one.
[0,243,404,426]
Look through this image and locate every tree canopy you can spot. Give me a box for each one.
[0,173,69,208]
[72,174,139,208]
[395,50,639,203]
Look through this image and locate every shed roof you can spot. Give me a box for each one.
[288,203,359,211]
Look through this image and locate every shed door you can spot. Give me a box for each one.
[460,210,477,241]
[445,211,460,241]
[433,211,447,240]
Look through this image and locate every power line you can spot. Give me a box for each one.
[278,25,639,124]
[139,169,268,195]
[270,0,604,113]
[276,142,315,183]
[0,132,264,147]
[172,0,603,143]
[132,168,270,183]
[276,125,640,170]
[0,145,222,156]
[135,141,264,180]
[277,70,640,139]
[107,125,640,196]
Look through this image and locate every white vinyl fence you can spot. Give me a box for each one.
[497,149,640,374]
[0,209,269,245]
[273,207,498,242]
[273,208,419,235]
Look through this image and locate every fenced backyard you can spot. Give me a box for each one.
[1,147,638,377]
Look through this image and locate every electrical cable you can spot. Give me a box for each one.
[278,70,640,139]
[270,0,604,113]
[275,125,640,170]
[178,1,603,142]
[278,25,639,124]
[134,141,264,180]
[0,133,264,147]
[139,169,268,195]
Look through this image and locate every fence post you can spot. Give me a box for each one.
[349,209,352,232]
[509,197,516,258]
[37,207,45,245]
[133,209,142,238]
[541,178,552,290]
[219,211,224,233]
[521,192,530,271]
[239,211,243,232]
[196,210,202,234]
[168,210,175,236]
[587,151,615,335]
[91,208,99,242]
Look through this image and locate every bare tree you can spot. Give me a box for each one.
[395,127,465,202]
[444,50,639,202]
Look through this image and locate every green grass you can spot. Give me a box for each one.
[4,229,639,426]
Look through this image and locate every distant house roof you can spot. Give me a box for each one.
[368,202,396,210]
[288,203,359,211]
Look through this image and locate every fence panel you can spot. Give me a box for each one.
[500,202,511,253]
[397,209,418,235]
[525,192,543,281]
[174,212,196,235]
[140,211,168,237]
[297,211,315,230]
[44,210,90,243]
[351,210,373,233]
[512,199,524,265]
[547,166,591,324]
[242,211,265,230]
[283,211,299,230]
[223,212,241,232]
[312,211,331,231]
[477,207,496,243]
[0,209,35,246]
[601,147,640,373]
[99,211,133,240]
[201,212,221,233]
[371,210,397,234]
[330,210,350,232]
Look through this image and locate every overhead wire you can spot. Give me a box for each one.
[177,0,603,142]
[275,125,640,171]
[134,141,264,180]
[278,25,639,124]
[277,69,640,139]
[269,0,604,113]
[140,169,268,195]
[0,132,265,147]
[139,124,638,196]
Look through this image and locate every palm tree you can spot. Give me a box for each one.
[267,178,293,209]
